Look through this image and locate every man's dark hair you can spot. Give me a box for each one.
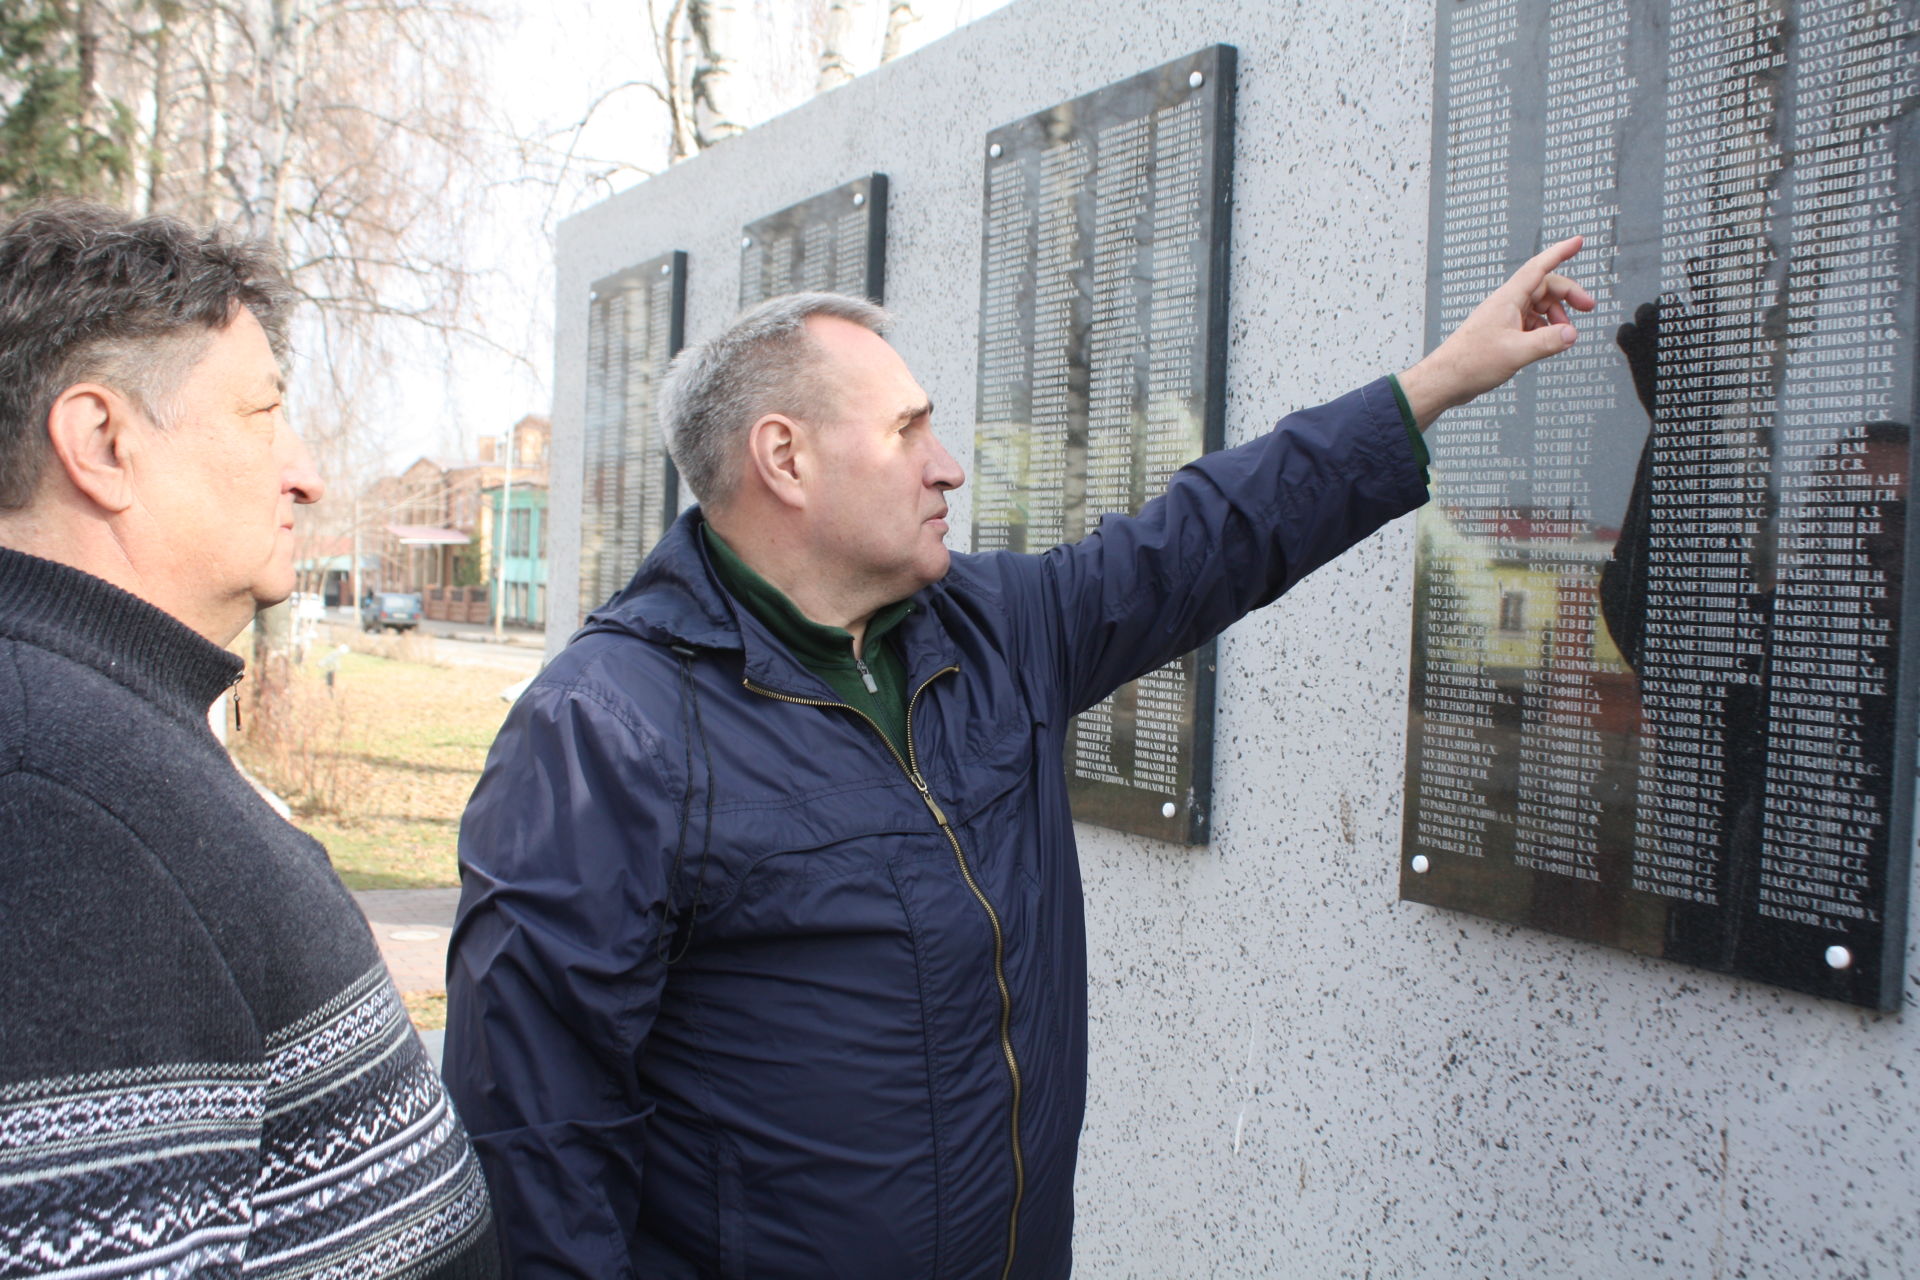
[0,201,296,509]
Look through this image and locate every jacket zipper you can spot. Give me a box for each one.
[744,666,1027,1280]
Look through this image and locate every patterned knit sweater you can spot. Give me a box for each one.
[0,548,497,1277]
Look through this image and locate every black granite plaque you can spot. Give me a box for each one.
[739,175,887,307]
[1403,0,1920,1009]
[580,251,687,624]
[971,46,1236,845]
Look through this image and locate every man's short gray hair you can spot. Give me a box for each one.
[662,291,892,508]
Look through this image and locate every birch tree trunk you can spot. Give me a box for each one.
[194,10,227,224]
[653,0,697,161]
[247,0,307,712]
[691,0,742,146]
[880,0,915,63]
[817,0,855,91]
[135,17,171,214]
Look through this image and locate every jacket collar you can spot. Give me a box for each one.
[580,507,961,697]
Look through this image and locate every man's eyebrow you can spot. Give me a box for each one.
[894,400,933,427]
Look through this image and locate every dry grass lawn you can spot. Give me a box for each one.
[402,990,449,1032]
[234,632,521,890]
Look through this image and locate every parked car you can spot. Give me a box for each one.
[360,591,423,633]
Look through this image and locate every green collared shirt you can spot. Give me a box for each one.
[703,524,916,757]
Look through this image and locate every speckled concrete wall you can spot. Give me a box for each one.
[547,1,1920,1275]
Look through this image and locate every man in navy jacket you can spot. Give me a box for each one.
[445,239,1592,1277]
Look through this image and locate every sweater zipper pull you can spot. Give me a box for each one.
[854,657,878,694]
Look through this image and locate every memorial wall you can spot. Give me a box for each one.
[740,175,888,306]
[577,252,686,624]
[548,1,1920,1272]
[972,46,1235,843]
[1403,0,1920,1010]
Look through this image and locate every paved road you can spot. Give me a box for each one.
[428,633,543,675]
[354,888,460,994]
[316,614,546,676]
[356,888,459,1070]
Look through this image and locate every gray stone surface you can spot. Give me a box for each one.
[353,888,459,995]
[546,1,1920,1275]
[418,1028,446,1073]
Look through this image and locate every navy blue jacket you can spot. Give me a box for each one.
[444,379,1427,1278]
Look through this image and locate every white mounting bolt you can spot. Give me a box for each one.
[853,191,866,206]
[1826,945,1853,971]
[1189,70,1205,89]
[741,236,753,248]
[1161,801,1176,818]
[989,142,1003,159]
[1411,855,1431,874]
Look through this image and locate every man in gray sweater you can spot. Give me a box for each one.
[0,202,498,1277]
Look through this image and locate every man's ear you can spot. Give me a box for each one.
[45,383,139,515]
[744,412,808,511]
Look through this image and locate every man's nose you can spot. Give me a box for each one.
[285,428,326,504]
[927,434,965,492]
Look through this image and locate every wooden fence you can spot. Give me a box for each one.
[424,586,491,623]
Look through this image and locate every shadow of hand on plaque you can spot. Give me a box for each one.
[1598,292,1912,972]
[1597,295,1767,669]
[1599,294,1776,966]
[1597,298,1665,671]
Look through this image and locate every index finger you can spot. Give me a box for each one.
[1532,271,1597,314]
[1502,235,1585,303]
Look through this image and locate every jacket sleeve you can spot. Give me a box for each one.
[1029,376,1430,716]
[443,676,676,1279]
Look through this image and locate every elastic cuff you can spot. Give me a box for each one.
[1387,373,1431,487]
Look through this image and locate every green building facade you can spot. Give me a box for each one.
[485,481,549,629]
